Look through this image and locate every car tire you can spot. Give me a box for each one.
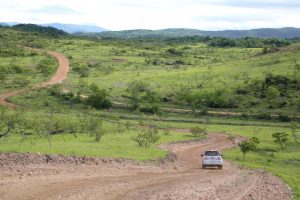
[218,165,223,169]
[202,165,206,169]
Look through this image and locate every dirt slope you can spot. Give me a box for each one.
[0,51,69,108]
[0,133,292,200]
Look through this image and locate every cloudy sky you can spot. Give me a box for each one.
[0,0,299,30]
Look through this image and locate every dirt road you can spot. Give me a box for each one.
[0,133,292,200]
[0,51,69,108]
[0,52,292,199]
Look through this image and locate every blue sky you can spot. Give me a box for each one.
[0,0,299,30]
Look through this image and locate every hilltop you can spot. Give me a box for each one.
[79,27,300,39]
[0,22,106,34]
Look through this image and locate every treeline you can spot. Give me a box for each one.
[12,24,68,38]
[97,35,294,49]
[172,73,300,120]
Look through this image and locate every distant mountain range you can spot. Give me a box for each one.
[81,27,300,39]
[1,22,300,39]
[0,22,106,34]
[42,23,107,34]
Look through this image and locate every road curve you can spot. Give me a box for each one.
[0,51,69,108]
[0,133,292,200]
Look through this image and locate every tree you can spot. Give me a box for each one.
[140,90,161,114]
[126,80,149,110]
[0,111,18,139]
[238,137,260,161]
[0,73,5,86]
[111,114,123,134]
[267,86,280,106]
[174,84,191,105]
[86,116,105,142]
[133,119,160,147]
[190,126,207,137]
[86,84,112,109]
[290,122,299,143]
[0,121,15,139]
[185,92,202,116]
[272,132,289,150]
[125,121,131,133]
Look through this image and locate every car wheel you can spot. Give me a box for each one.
[202,165,206,169]
[218,165,223,169]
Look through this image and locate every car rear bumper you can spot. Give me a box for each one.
[202,160,223,166]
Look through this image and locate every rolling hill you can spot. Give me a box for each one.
[79,27,300,39]
[42,23,107,34]
[0,22,106,34]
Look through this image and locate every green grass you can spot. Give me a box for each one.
[0,129,201,161]
[0,27,299,199]
[45,38,300,115]
[0,50,57,93]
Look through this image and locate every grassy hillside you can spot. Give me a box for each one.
[0,26,299,198]
[42,37,300,116]
[0,28,59,93]
[79,27,300,39]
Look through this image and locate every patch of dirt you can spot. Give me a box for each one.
[111,58,128,62]
[0,133,293,200]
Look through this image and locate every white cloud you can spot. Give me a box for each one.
[0,0,299,30]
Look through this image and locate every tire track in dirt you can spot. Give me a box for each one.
[0,52,293,199]
[0,50,69,108]
[0,133,292,200]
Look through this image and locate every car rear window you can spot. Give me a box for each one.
[204,151,220,156]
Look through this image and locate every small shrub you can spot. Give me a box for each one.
[86,84,112,109]
[277,114,291,122]
[190,126,207,137]
[255,113,272,120]
[238,137,260,161]
[133,126,160,147]
[272,132,289,150]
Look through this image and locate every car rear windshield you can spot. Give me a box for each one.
[204,151,220,156]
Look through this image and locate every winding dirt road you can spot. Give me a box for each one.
[0,51,69,108]
[0,133,292,200]
[0,51,292,199]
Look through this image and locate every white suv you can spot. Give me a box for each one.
[201,150,223,169]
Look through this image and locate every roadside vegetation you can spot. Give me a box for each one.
[0,24,299,198]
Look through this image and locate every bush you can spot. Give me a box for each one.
[133,125,160,147]
[166,48,183,56]
[139,104,161,114]
[277,114,291,122]
[272,132,289,150]
[37,58,56,76]
[190,126,207,137]
[255,113,272,120]
[238,137,260,161]
[126,80,150,110]
[86,84,112,109]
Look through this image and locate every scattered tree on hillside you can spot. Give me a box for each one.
[290,122,299,143]
[190,126,207,137]
[133,119,160,147]
[272,132,289,150]
[0,111,19,139]
[0,120,15,139]
[238,137,260,161]
[126,80,149,110]
[86,116,105,142]
[111,114,124,134]
[86,84,112,109]
[125,121,131,133]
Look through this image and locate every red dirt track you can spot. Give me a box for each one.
[0,52,292,199]
[0,133,292,200]
[0,51,69,108]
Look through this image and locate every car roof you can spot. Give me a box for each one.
[205,150,220,152]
